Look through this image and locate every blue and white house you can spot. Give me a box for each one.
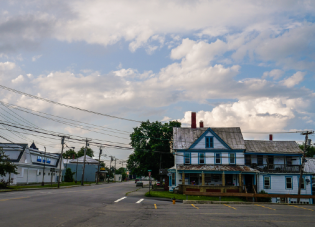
[0,143,64,185]
[168,113,313,204]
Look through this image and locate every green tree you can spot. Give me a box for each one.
[116,167,127,180]
[0,148,18,178]
[77,147,94,158]
[64,168,74,182]
[62,149,77,159]
[127,120,181,179]
[299,145,315,157]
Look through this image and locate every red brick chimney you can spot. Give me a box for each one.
[269,134,273,141]
[199,120,204,128]
[191,112,196,128]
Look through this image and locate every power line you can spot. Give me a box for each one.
[0,85,141,123]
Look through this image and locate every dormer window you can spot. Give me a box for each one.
[205,137,214,148]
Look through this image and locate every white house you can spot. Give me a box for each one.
[0,143,64,185]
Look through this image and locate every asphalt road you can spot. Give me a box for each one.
[0,181,314,227]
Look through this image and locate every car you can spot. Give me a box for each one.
[156,181,160,186]
[136,181,143,187]
[135,179,140,183]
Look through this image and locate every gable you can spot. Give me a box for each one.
[189,128,231,150]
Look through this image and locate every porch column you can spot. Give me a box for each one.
[182,173,185,185]
[239,173,242,187]
[222,172,225,186]
[202,171,205,186]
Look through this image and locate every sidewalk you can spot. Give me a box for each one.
[126,185,150,197]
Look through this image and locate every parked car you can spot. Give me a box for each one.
[136,181,143,187]
[135,179,140,183]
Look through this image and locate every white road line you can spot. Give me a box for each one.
[114,197,127,203]
[136,199,144,203]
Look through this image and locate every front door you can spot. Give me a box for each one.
[225,174,233,186]
[244,175,253,193]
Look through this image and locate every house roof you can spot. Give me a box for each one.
[244,140,303,154]
[173,127,245,150]
[304,158,315,174]
[67,155,99,164]
[175,164,259,173]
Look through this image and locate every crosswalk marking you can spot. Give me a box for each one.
[114,197,127,203]
[136,199,144,203]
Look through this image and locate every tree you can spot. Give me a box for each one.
[116,167,127,180]
[62,149,77,159]
[0,148,18,178]
[64,168,74,182]
[127,120,181,179]
[299,145,315,157]
[77,147,94,158]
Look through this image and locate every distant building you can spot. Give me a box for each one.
[0,143,64,185]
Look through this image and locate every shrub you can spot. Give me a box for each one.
[257,190,271,202]
[64,168,74,182]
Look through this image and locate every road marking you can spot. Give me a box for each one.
[136,199,144,203]
[223,204,236,210]
[255,204,276,211]
[288,205,313,211]
[0,196,30,202]
[200,213,313,216]
[114,197,127,203]
[154,204,157,209]
[191,204,199,209]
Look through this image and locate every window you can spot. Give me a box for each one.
[264,176,271,189]
[39,172,41,175]
[229,153,236,164]
[199,153,205,164]
[215,153,221,164]
[286,157,292,166]
[37,156,42,162]
[47,158,51,164]
[184,153,190,164]
[205,137,214,148]
[245,155,251,165]
[286,177,293,189]
[171,173,175,186]
[257,155,263,166]
[48,173,50,176]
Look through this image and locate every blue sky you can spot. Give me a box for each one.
[0,0,314,162]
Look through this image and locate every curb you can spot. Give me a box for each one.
[183,200,315,205]
[0,184,90,193]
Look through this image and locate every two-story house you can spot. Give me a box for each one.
[168,112,313,204]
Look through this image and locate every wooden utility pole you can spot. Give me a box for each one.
[41,146,46,186]
[58,136,69,188]
[96,146,102,185]
[81,138,90,186]
[297,131,314,203]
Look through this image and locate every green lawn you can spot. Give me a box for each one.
[8,182,93,189]
[145,191,245,201]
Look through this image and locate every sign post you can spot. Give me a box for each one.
[148,170,152,195]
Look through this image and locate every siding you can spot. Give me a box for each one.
[193,131,227,149]
[257,174,312,195]
[191,153,198,164]
[176,152,183,164]
[206,152,214,164]
[222,153,229,165]
[236,153,244,165]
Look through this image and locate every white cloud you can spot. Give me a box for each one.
[281,71,306,88]
[262,69,284,80]
[11,75,24,83]
[113,68,138,77]
[161,116,171,122]
[32,55,42,62]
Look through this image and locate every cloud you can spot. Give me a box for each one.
[32,55,42,62]
[11,74,24,83]
[281,71,306,88]
[262,69,284,80]
[161,116,171,122]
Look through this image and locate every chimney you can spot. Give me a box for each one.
[269,134,273,141]
[191,112,196,128]
[199,120,204,128]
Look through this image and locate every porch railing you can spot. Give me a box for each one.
[251,164,300,173]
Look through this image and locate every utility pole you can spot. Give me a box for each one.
[58,136,69,188]
[108,156,115,183]
[41,146,46,186]
[96,146,102,185]
[81,138,90,186]
[115,158,117,171]
[297,131,314,203]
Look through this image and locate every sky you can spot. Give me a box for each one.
[0,0,314,162]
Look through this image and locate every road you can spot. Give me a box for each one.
[0,181,314,227]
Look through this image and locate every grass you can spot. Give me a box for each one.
[7,182,93,190]
[145,191,245,201]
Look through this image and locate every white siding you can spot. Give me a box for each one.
[222,153,229,165]
[206,152,214,164]
[292,157,300,165]
[274,156,285,165]
[191,153,198,164]
[193,131,227,149]
[176,152,183,164]
[251,155,257,164]
[257,174,312,195]
[236,153,244,165]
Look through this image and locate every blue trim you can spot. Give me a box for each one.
[254,174,256,185]
[214,153,221,164]
[285,176,293,190]
[199,152,205,164]
[175,149,244,153]
[189,128,231,150]
[205,136,214,148]
[229,153,236,165]
[178,170,256,174]
[263,175,271,189]
[245,153,302,157]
